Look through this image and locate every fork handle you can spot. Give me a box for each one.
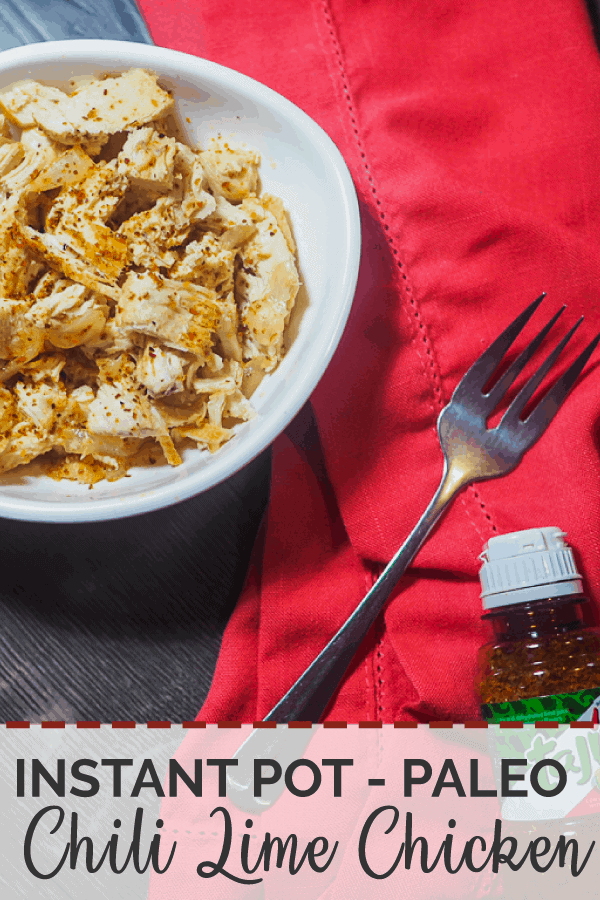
[264,461,467,723]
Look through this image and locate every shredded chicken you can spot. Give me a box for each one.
[0,69,173,143]
[0,69,299,483]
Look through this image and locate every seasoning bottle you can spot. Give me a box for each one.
[478,527,600,722]
[477,527,600,897]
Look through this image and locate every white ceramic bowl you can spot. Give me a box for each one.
[0,40,360,522]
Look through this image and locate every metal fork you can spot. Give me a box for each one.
[262,293,600,723]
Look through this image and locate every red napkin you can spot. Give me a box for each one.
[138,0,600,722]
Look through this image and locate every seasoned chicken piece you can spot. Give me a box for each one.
[16,155,127,293]
[118,144,216,266]
[193,359,242,394]
[58,386,123,457]
[87,381,164,438]
[0,81,65,128]
[59,428,142,462]
[117,201,181,269]
[86,378,181,465]
[0,131,58,295]
[27,281,87,322]
[67,384,95,411]
[21,353,66,384]
[203,194,258,249]
[117,271,220,357]
[262,193,296,254]
[0,375,69,472]
[46,443,150,482]
[117,190,200,267]
[135,344,187,398]
[80,319,134,356]
[0,70,174,144]
[116,127,177,191]
[43,161,129,281]
[14,380,65,432]
[201,352,224,373]
[223,389,256,421]
[0,226,44,301]
[17,224,120,299]
[129,239,178,271]
[0,131,58,302]
[54,435,145,479]
[0,385,16,432]
[46,160,128,233]
[172,421,231,453]
[187,153,218,209]
[0,114,13,139]
[201,142,259,202]
[0,300,45,367]
[25,281,108,348]
[235,199,299,366]
[152,395,206,428]
[1,129,59,194]
[0,421,54,472]
[207,391,226,427]
[192,357,255,424]
[95,353,136,385]
[71,222,128,282]
[29,145,93,192]
[215,291,242,363]
[0,143,23,180]
[171,234,235,293]
[32,272,65,299]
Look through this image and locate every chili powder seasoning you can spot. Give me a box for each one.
[478,527,600,723]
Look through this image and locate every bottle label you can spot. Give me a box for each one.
[482,687,600,724]
[483,690,600,820]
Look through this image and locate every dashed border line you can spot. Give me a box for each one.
[1,721,595,729]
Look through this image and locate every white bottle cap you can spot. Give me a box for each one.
[479,527,583,610]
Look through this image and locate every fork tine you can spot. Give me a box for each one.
[484,305,565,410]
[453,293,546,401]
[499,317,583,427]
[520,330,600,440]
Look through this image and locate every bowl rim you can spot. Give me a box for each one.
[0,39,361,523]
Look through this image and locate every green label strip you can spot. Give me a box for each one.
[482,687,600,723]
